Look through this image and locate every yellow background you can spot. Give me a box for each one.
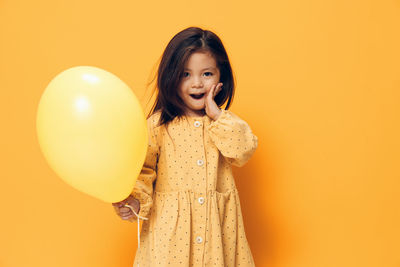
[1,0,399,266]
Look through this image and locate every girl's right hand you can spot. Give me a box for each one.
[112,195,140,221]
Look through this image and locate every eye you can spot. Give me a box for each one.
[182,72,190,78]
[203,72,213,77]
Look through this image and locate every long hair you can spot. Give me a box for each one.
[148,27,235,126]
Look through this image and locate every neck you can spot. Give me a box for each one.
[185,109,206,117]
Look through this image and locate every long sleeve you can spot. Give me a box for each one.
[206,109,258,167]
[130,114,160,218]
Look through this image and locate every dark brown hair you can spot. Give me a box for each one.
[147,27,235,126]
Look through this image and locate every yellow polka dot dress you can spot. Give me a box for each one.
[117,109,258,266]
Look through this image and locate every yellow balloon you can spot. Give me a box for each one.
[36,66,148,203]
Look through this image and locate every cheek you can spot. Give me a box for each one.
[177,84,186,97]
[205,78,219,89]
[178,81,189,93]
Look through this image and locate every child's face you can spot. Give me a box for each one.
[178,51,220,117]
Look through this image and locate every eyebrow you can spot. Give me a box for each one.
[184,67,217,71]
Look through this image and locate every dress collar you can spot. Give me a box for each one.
[185,114,208,120]
[180,113,212,126]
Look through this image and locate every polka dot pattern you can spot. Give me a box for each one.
[118,109,258,266]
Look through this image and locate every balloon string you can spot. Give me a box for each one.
[124,204,148,267]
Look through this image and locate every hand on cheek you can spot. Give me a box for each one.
[205,82,223,120]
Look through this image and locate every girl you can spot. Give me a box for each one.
[113,26,258,267]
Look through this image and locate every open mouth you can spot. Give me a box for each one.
[190,93,205,99]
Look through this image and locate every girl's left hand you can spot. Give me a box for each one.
[112,195,140,221]
[205,82,223,120]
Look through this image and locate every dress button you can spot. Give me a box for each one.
[197,159,204,166]
[194,121,201,127]
[198,197,205,204]
[196,236,203,244]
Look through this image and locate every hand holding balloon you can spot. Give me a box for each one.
[112,195,140,221]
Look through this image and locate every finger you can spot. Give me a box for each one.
[121,207,133,216]
[121,212,133,218]
[120,215,131,220]
[215,83,223,96]
[128,198,139,206]
[120,207,131,213]
[208,84,215,94]
[120,209,133,215]
[113,202,124,208]
[213,84,218,97]
[208,84,216,101]
[122,214,134,220]
[206,88,214,109]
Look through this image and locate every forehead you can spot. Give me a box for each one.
[184,52,217,69]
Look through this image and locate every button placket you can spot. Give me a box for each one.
[191,118,207,262]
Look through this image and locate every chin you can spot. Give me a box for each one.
[188,103,205,110]
[193,106,205,111]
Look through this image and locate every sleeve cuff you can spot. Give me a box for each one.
[206,109,231,131]
[131,190,153,219]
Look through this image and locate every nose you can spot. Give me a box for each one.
[191,77,203,88]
